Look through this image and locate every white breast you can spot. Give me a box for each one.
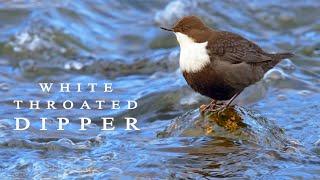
[175,32,210,73]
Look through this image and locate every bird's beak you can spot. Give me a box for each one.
[160,27,173,32]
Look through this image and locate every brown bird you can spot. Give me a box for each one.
[161,16,293,113]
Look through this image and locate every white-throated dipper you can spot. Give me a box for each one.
[161,16,293,113]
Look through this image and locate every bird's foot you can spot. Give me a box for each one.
[206,102,234,116]
[208,104,224,113]
[200,100,223,114]
[200,104,208,114]
[214,105,227,116]
[200,104,212,114]
[207,92,240,115]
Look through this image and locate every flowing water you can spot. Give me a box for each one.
[0,0,319,179]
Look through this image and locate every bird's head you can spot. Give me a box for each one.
[161,16,209,45]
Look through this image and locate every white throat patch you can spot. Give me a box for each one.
[175,32,210,73]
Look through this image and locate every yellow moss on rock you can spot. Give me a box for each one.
[203,107,246,132]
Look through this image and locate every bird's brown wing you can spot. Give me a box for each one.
[207,31,272,64]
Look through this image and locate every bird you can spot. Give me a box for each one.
[160,16,294,113]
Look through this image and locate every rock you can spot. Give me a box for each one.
[279,59,296,71]
[158,106,293,149]
[263,68,286,82]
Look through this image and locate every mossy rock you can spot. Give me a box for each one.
[158,106,294,149]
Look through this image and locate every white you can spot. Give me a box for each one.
[175,32,210,73]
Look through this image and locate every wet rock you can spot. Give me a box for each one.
[263,68,286,82]
[158,106,292,149]
[279,59,296,71]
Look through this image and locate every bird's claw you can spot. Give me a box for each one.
[215,106,227,116]
[200,102,226,115]
[200,103,215,114]
[200,104,209,114]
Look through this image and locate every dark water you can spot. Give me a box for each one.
[0,0,319,179]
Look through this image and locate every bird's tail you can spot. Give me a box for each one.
[262,52,294,71]
[272,52,294,60]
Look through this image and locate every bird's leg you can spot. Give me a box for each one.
[215,92,241,113]
[224,92,241,108]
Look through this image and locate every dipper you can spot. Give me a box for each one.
[161,16,293,112]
